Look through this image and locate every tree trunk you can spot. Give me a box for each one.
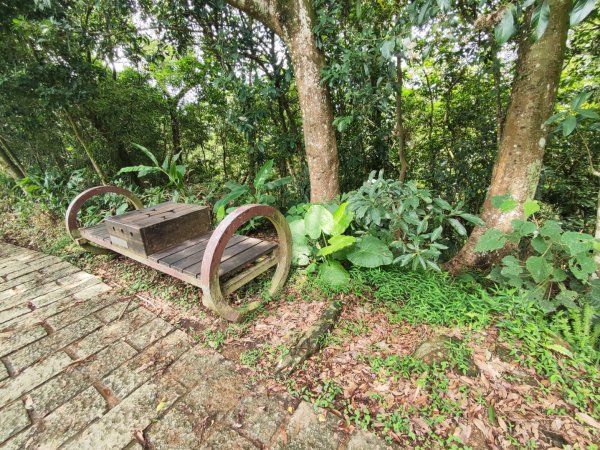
[64,109,108,185]
[395,57,408,182]
[169,101,182,156]
[224,0,340,202]
[446,0,572,273]
[0,135,26,180]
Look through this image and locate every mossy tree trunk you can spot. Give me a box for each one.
[446,0,572,273]
[224,0,340,202]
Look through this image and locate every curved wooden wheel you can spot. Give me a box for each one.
[65,186,144,254]
[200,204,292,322]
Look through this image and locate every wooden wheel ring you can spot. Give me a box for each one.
[65,186,144,254]
[200,204,292,322]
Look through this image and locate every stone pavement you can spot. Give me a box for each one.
[0,243,394,449]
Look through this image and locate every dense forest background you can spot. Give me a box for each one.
[1,0,597,230]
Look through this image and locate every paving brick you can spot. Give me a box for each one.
[0,400,30,444]
[226,392,292,446]
[0,351,73,408]
[63,376,186,450]
[200,424,257,450]
[145,403,211,450]
[7,315,104,373]
[0,290,111,334]
[4,256,59,280]
[346,429,397,450]
[0,306,31,326]
[45,293,120,331]
[271,402,344,450]
[126,317,173,351]
[28,340,137,418]
[68,307,155,359]
[0,325,47,358]
[94,299,139,324]
[163,347,227,389]
[31,276,104,309]
[0,360,8,382]
[25,386,106,449]
[0,426,35,450]
[0,262,77,297]
[102,330,191,400]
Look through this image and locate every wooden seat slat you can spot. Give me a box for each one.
[180,236,259,276]
[169,235,248,271]
[218,241,278,277]
[148,233,212,262]
[156,232,215,266]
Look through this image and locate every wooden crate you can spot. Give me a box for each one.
[104,202,211,256]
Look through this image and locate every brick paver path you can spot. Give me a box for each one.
[0,243,393,449]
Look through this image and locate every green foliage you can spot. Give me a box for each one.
[551,303,600,352]
[544,90,599,137]
[475,197,598,312]
[119,144,187,199]
[288,202,362,289]
[345,171,482,271]
[213,159,291,226]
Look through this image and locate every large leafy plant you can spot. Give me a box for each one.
[475,196,599,313]
[345,171,483,271]
[213,159,291,223]
[118,144,187,200]
[288,202,392,289]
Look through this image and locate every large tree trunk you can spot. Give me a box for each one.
[446,0,571,273]
[395,57,408,182]
[223,0,340,202]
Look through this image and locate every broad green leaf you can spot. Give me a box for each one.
[317,235,356,256]
[571,91,592,110]
[538,299,557,313]
[437,0,450,12]
[254,160,274,189]
[289,219,307,243]
[474,228,507,252]
[430,226,443,241]
[569,256,596,281]
[577,109,600,119]
[448,218,466,236]
[539,220,562,241]
[491,194,518,212]
[380,39,395,59]
[570,0,596,26]
[117,165,161,177]
[545,343,573,358]
[331,202,354,236]
[433,197,452,211]
[531,1,550,41]
[292,243,311,266]
[525,255,552,283]
[512,219,537,236]
[562,116,577,136]
[523,199,540,218]
[555,290,578,308]
[531,235,551,253]
[561,231,594,255]
[347,236,393,268]
[458,213,484,226]
[318,260,350,288]
[213,186,249,212]
[495,7,516,44]
[304,204,334,239]
[264,176,292,190]
[545,112,565,124]
[132,143,160,167]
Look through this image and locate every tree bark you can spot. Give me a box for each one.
[395,56,408,182]
[0,135,26,180]
[446,0,572,273]
[64,109,109,185]
[224,0,340,202]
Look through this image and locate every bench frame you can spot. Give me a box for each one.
[65,186,292,322]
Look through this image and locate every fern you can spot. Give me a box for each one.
[555,304,600,352]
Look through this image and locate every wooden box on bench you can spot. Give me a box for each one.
[104,202,211,257]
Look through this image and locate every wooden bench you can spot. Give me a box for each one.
[65,186,292,322]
